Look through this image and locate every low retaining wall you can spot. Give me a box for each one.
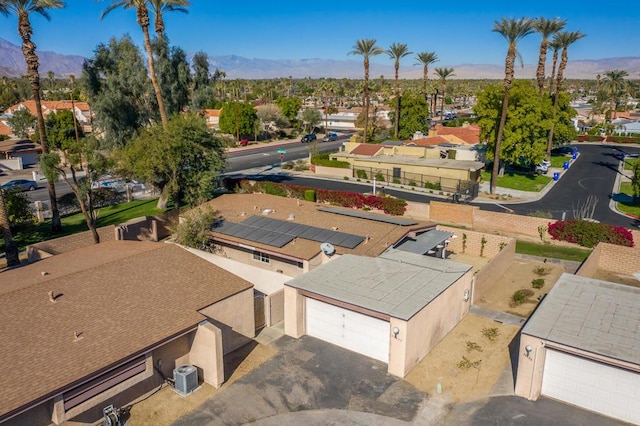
[27,226,116,262]
[577,243,640,277]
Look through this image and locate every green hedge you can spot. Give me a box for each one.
[310,153,351,169]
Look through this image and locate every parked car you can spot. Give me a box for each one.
[551,146,574,155]
[1,179,37,192]
[322,132,338,142]
[238,139,249,147]
[534,160,551,175]
[301,134,317,143]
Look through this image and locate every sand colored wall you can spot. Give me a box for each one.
[216,243,304,277]
[312,165,352,179]
[592,243,640,274]
[348,158,474,181]
[575,243,603,277]
[267,289,285,326]
[198,289,255,355]
[388,270,473,377]
[284,286,305,338]
[189,321,224,388]
[429,201,475,226]
[514,333,547,400]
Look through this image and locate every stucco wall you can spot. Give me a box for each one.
[267,289,285,326]
[575,243,603,277]
[189,321,224,388]
[514,333,547,400]
[215,242,304,278]
[348,158,474,181]
[312,165,351,179]
[388,270,473,377]
[198,288,255,355]
[283,286,305,338]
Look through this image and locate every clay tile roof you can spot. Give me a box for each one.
[349,144,384,156]
[0,121,12,136]
[204,109,221,117]
[404,136,450,147]
[0,240,252,418]
[434,124,480,144]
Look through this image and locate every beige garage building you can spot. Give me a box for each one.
[284,249,473,377]
[515,274,640,424]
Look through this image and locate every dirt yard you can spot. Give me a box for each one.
[474,258,566,317]
[405,314,519,404]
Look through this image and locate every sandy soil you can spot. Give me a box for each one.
[474,258,565,317]
[128,343,276,426]
[405,314,519,404]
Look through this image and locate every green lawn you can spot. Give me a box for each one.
[550,155,571,168]
[617,182,640,217]
[481,170,552,192]
[3,199,168,251]
[516,240,592,262]
[624,157,638,171]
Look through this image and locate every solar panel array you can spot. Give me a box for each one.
[214,216,365,249]
[316,206,419,226]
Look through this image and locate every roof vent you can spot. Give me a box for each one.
[320,242,336,256]
[41,271,49,276]
[287,214,295,220]
[48,291,56,303]
[262,209,273,215]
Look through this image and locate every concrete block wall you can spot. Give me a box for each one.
[594,243,640,275]
[473,210,551,240]
[437,225,513,258]
[429,201,475,226]
[575,244,602,277]
[472,239,516,304]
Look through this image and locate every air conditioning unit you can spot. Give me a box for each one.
[173,364,198,395]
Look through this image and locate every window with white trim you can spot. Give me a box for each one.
[252,251,270,263]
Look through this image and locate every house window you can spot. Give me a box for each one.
[252,251,270,263]
[393,167,401,178]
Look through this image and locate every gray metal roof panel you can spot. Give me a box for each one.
[394,230,454,255]
[523,273,640,366]
[286,250,471,320]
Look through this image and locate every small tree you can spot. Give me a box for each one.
[173,205,218,252]
[632,161,640,201]
[302,108,322,133]
[219,100,258,139]
[6,108,36,138]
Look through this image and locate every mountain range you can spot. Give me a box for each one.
[1,37,639,80]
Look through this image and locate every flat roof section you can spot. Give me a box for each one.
[394,230,454,255]
[523,273,640,366]
[286,249,471,321]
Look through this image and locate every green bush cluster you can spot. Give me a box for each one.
[310,153,350,169]
[424,181,441,190]
[304,189,316,202]
[356,170,368,179]
[531,278,545,289]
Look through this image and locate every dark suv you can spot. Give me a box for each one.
[301,134,317,143]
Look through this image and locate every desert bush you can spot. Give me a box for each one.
[533,266,549,276]
[481,327,500,341]
[466,341,483,353]
[511,289,534,305]
[304,189,316,202]
[531,278,545,289]
[356,169,368,179]
[458,356,482,371]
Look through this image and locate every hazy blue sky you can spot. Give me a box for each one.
[0,1,638,66]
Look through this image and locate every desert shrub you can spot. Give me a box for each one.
[548,220,634,248]
[3,188,34,224]
[375,172,385,182]
[408,180,417,186]
[281,161,294,170]
[293,160,309,171]
[304,189,316,202]
[424,181,441,190]
[393,178,401,184]
[356,169,368,179]
[466,341,483,353]
[173,206,217,252]
[533,266,549,276]
[458,356,482,371]
[481,327,500,341]
[531,278,545,289]
[511,289,533,305]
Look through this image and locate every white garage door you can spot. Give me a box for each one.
[305,297,390,363]
[542,349,640,424]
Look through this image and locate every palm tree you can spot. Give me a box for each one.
[547,38,561,95]
[433,67,455,124]
[547,30,586,156]
[0,190,20,267]
[148,0,189,40]
[491,17,534,195]
[533,17,566,94]
[101,0,168,128]
[386,43,412,139]
[602,69,629,123]
[348,38,384,143]
[414,51,438,99]
[0,0,64,232]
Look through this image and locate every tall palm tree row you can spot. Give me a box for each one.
[491,17,534,195]
[386,42,412,139]
[414,51,438,101]
[148,0,189,40]
[602,69,629,123]
[0,0,64,232]
[533,17,566,94]
[349,39,384,143]
[101,0,175,129]
[433,67,455,124]
[547,30,585,156]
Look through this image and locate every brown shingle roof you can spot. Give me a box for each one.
[205,193,434,260]
[0,241,252,418]
[349,144,384,156]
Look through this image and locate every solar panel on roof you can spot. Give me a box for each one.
[316,207,419,226]
[213,216,364,249]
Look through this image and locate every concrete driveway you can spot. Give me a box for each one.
[173,336,426,426]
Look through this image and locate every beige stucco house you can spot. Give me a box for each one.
[0,240,254,426]
[188,193,436,329]
[514,273,640,425]
[284,249,473,378]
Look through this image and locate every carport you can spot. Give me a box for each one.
[515,274,640,424]
[284,249,473,377]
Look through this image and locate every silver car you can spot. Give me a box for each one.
[1,179,38,191]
